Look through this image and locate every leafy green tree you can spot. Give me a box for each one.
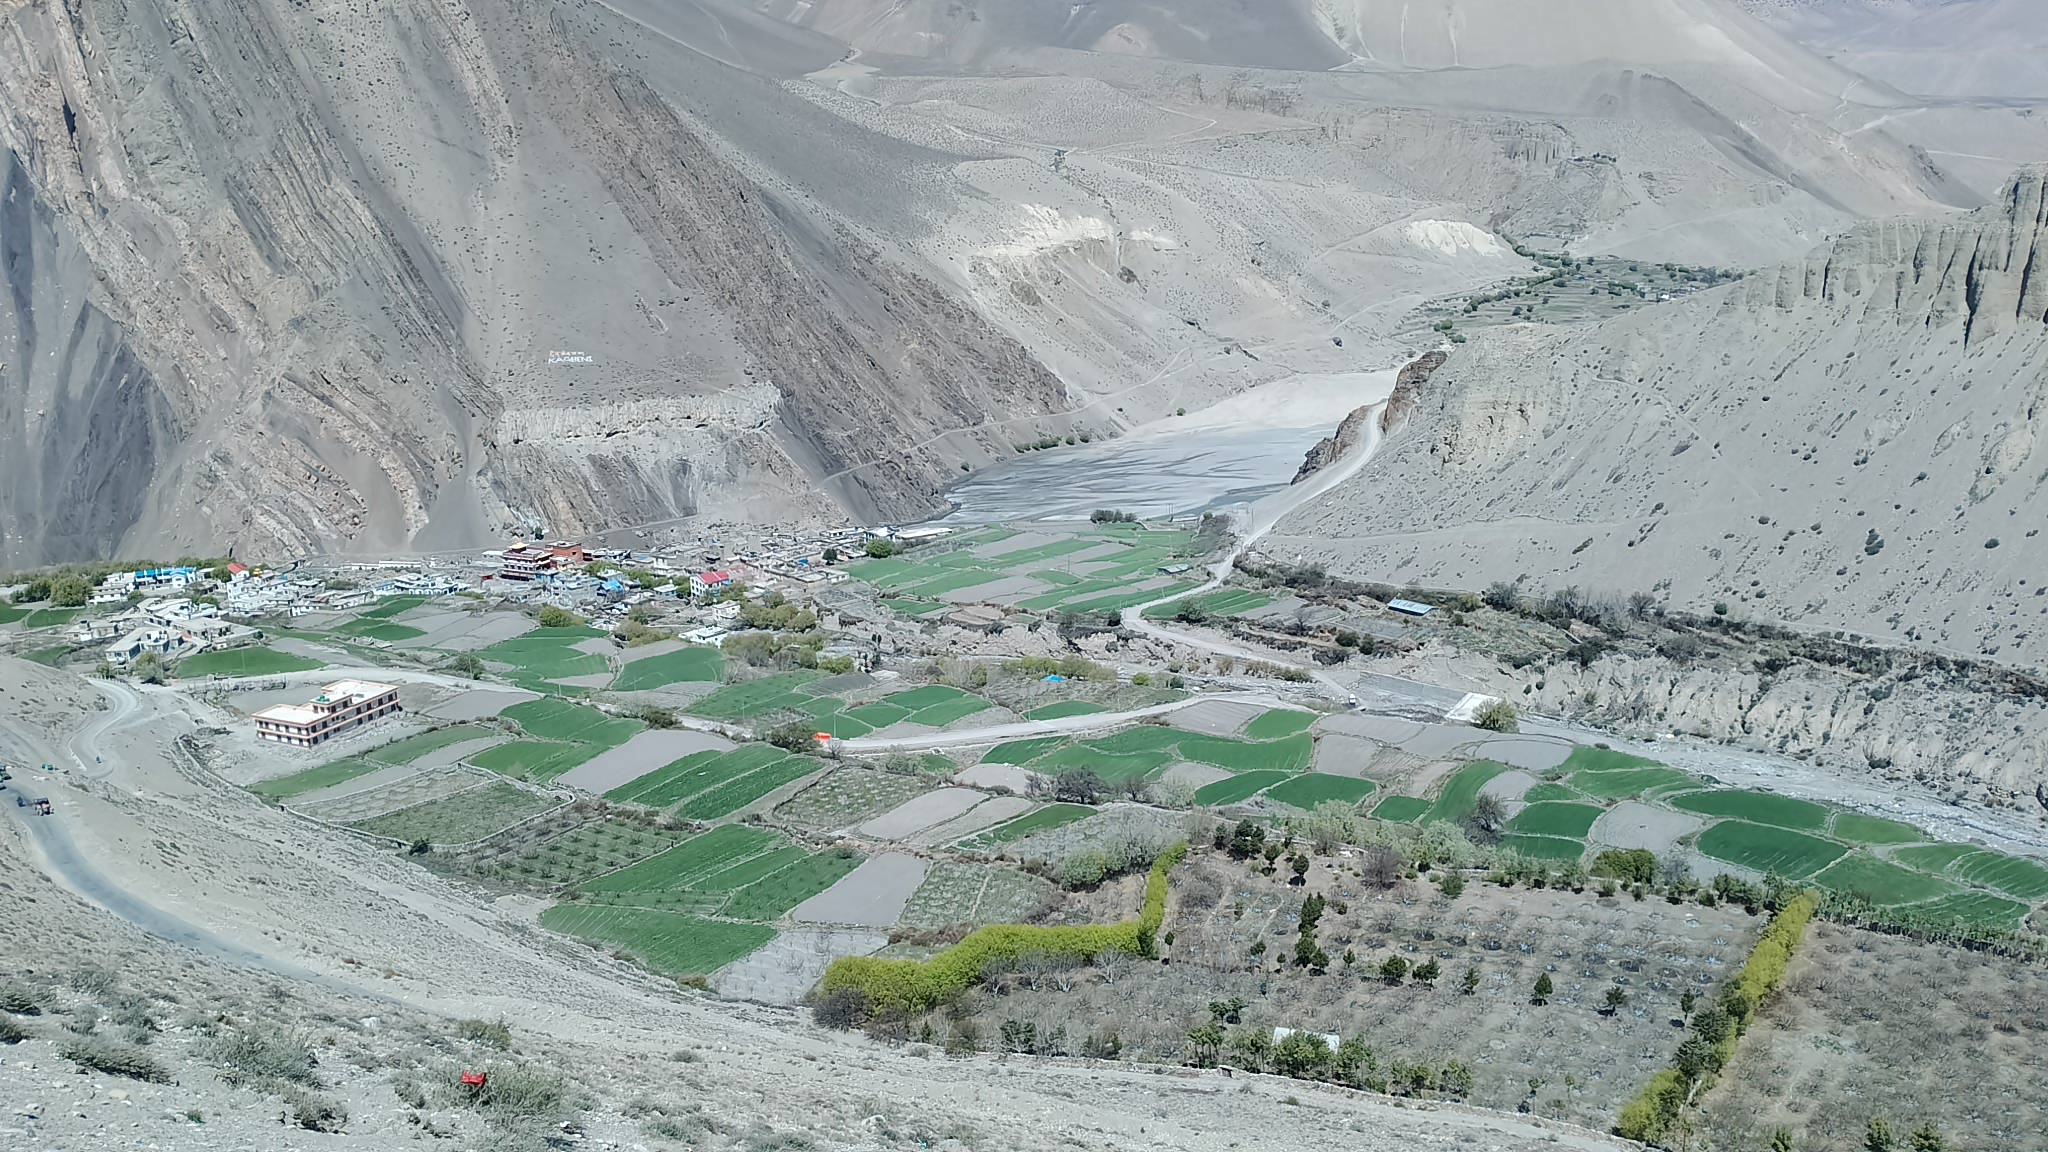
[1531,972,1553,1004]
[1460,967,1480,995]
[15,578,51,603]
[445,652,485,679]
[49,576,90,608]
[821,546,839,563]
[1440,870,1466,899]
[1602,985,1629,1015]
[1226,1027,1271,1073]
[1865,1118,1897,1152]
[1272,1031,1332,1079]
[864,538,895,559]
[1186,1021,1224,1067]
[131,651,169,685]
[1412,958,1441,986]
[1472,699,1519,732]
[1379,955,1409,984]
[1331,1036,1373,1086]
[537,605,582,627]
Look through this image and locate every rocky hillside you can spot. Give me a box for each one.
[1272,166,2048,665]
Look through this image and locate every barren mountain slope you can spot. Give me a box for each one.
[1741,0,2048,98]
[1272,166,2048,665]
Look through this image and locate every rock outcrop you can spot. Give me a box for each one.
[1293,350,1448,482]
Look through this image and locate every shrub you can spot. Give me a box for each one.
[822,843,1186,1013]
[282,1086,349,1132]
[58,1035,169,1082]
[204,1023,318,1086]
[457,1018,515,1050]
[811,988,867,1030]
[471,1061,570,1128]
[864,538,896,559]
[1472,699,1519,733]
[0,1013,27,1044]
[537,605,582,628]
[0,984,43,1015]
[1591,848,1658,886]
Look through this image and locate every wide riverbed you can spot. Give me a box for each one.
[938,368,1398,524]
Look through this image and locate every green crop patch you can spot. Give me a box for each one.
[579,825,781,893]
[1423,761,1511,824]
[1566,766,1699,800]
[501,699,642,746]
[1032,745,1168,783]
[691,845,810,892]
[610,647,724,691]
[881,598,946,616]
[882,685,969,710]
[808,713,874,739]
[249,759,380,800]
[1889,844,1979,874]
[334,619,426,642]
[176,646,323,677]
[1178,732,1313,773]
[1696,820,1847,878]
[366,725,494,765]
[1141,588,1272,620]
[1521,782,1585,803]
[1264,774,1375,809]
[844,702,912,727]
[470,740,599,782]
[0,604,28,624]
[721,851,865,920]
[1947,850,2048,900]
[1087,727,1188,755]
[20,608,81,629]
[1668,789,1831,831]
[674,755,823,820]
[981,737,1067,765]
[1901,890,2031,929]
[1508,802,1604,839]
[1812,854,1959,906]
[1243,709,1318,740]
[909,695,995,727]
[359,595,427,618]
[1556,746,1664,775]
[352,782,555,845]
[1023,701,1106,720]
[1828,812,1925,846]
[607,745,789,809]
[687,672,824,720]
[963,804,1095,847]
[476,633,609,682]
[1373,795,1431,823]
[1500,834,1586,862]
[538,906,773,975]
[1194,770,1292,807]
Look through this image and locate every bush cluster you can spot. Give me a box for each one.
[822,843,1186,1014]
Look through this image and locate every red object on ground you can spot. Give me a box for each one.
[813,732,832,742]
[460,1071,487,1088]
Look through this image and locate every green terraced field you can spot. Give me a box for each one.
[1423,761,1511,825]
[476,629,610,684]
[963,803,1095,846]
[692,844,810,892]
[334,619,426,642]
[1947,850,2048,900]
[1669,789,1831,831]
[579,825,781,893]
[1812,854,1958,906]
[1889,844,1980,874]
[881,685,970,710]
[352,783,555,845]
[674,755,824,820]
[1373,795,1431,823]
[1032,745,1170,782]
[1023,701,1106,720]
[1508,802,1604,839]
[1500,834,1587,862]
[908,695,996,727]
[1264,774,1375,809]
[1555,746,1665,775]
[538,906,774,975]
[806,712,874,739]
[844,702,912,727]
[610,647,724,691]
[1520,782,1585,803]
[502,698,643,745]
[20,608,80,629]
[1901,890,2032,928]
[1697,820,1848,878]
[1193,770,1292,806]
[176,646,323,677]
[249,759,380,800]
[1177,732,1313,773]
[686,672,824,720]
[719,851,865,920]
[1140,588,1272,620]
[1243,709,1318,740]
[1829,812,1926,846]
[366,725,494,765]
[981,737,1068,765]
[1087,726,1188,755]
[605,746,787,808]
[470,740,600,782]
[881,598,946,616]
[1566,766,1699,800]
